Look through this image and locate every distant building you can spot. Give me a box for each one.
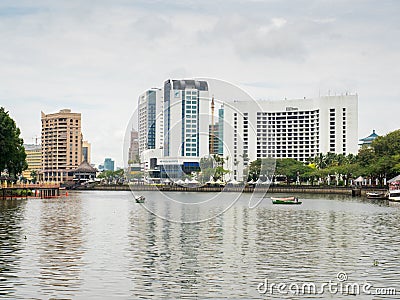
[138,88,163,155]
[22,144,41,180]
[104,158,115,171]
[209,123,219,155]
[209,108,224,155]
[82,140,91,163]
[359,130,379,147]
[41,109,83,182]
[129,129,140,163]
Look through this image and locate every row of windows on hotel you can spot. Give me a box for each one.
[184,91,199,156]
[329,108,347,154]
[230,112,318,163]
[42,118,79,123]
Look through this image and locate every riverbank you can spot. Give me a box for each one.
[74,184,388,196]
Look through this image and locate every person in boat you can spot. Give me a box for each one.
[295,197,298,203]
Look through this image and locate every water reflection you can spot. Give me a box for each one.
[0,199,26,298]
[37,198,85,298]
[1,192,400,299]
[126,193,400,299]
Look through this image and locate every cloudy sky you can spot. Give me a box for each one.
[1,0,399,167]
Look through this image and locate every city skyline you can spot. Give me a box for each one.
[133,77,358,182]
[1,1,399,167]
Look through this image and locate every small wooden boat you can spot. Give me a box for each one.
[366,191,388,200]
[135,195,145,203]
[271,196,302,205]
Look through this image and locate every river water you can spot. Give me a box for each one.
[0,191,399,299]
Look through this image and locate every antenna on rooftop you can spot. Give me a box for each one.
[32,136,41,145]
[210,95,215,155]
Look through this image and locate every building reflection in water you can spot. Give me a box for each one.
[37,197,85,298]
[0,199,27,298]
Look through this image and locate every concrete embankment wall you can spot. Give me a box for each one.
[78,184,376,196]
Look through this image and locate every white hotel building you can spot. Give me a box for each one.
[223,95,358,181]
[137,79,358,181]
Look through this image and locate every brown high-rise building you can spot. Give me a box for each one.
[41,109,83,182]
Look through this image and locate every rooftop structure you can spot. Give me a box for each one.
[359,130,379,147]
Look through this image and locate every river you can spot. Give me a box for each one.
[0,191,399,299]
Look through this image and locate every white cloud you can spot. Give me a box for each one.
[1,1,400,166]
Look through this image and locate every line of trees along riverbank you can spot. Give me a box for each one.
[247,129,400,187]
[76,183,362,195]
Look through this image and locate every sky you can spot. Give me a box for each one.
[1,0,399,167]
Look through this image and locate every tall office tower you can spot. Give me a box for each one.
[128,129,140,163]
[41,109,83,182]
[163,79,210,157]
[138,88,163,155]
[82,140,91,163]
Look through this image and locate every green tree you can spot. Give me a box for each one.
[98,169,125,184]
[0,107,27,177]
[30,170,38,183]
[356,130,400,183]
[372,129,400,157]
[209,155,229,180]
[247,159,261,181]
[199,156,216,183]
[275,158,311,185]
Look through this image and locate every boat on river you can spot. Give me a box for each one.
[135,195,145,203]
[388,190,400,202]
[366,191,388,199]
[388,175,400,202]
[271,196,302,205]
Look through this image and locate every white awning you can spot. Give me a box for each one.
[388,175,400,183]
[354,176,364,182]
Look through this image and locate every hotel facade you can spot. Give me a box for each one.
[223,95,358,180]
[136,79,358,181]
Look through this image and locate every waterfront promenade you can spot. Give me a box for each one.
[77,183,384,196]
[0,183,61,200]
